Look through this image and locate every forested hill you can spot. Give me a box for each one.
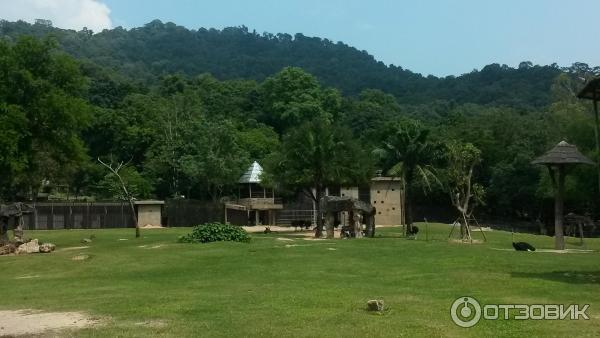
[1,19,592,108]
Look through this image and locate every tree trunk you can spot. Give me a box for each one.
[366,210,375,238]
[594,99,600,195]
[129,198,139,238]
[461,212,471,241]
[0,218,8,244]
[555,166,565,250]
[314,187,324,238]
[404,186,413,236]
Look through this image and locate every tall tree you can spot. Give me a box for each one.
[374,119,438,234]
[263,118,371,237]
[0,36,90,199]
[258,67,341,133]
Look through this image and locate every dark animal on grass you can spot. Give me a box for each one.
[340,225,353,238]
[263,227,272,234]
[291,220,311,231]
[512,242,536,251]
[407,225,419,236]
[512,232,535,251]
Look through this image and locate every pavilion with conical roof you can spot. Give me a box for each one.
[532,141,595,249]
[224,161,283,226]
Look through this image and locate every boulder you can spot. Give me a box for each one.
[39,243,56,253]
[0,243,16,255]
[16,239,39,254]
[367,299,385,312]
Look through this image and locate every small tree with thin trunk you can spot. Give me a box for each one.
[442,141,485,241]
[97,158,140,238]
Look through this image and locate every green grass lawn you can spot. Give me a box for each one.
[1,223,599,337]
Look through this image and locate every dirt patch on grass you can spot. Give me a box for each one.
[56,246,90,252]
[134,319,167,328]
[14,275,40,280]
[491,248,595,253]
[0,309,98,336]
[141,224,165,229]
[71,254,91,261]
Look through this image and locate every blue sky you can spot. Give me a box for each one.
[2,0,600,76]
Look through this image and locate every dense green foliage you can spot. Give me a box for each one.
[0,20,599,224]
[0,35,90,199]
[3,19,596,108]
[178,222,251,243]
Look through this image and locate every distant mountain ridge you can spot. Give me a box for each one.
[1,19,596,108]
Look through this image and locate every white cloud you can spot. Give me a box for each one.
[0,0,112,32]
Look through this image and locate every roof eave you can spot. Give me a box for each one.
[577,78,600,100]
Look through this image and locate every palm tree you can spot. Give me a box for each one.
[374,120,439,235]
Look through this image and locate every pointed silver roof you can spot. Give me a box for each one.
[239,161,263,183]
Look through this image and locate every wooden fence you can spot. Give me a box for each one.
[21,202,135,230]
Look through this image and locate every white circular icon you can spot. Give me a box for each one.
[451,296,482,328]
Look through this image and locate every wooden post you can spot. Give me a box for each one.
[555,165,566,250]
[594,97,600,195]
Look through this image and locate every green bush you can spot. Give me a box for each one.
[178,223,251,244]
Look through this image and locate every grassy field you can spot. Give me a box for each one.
[0,223,599,337]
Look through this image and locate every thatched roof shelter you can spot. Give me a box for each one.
[532,141,595,250]
[531,141,594,166]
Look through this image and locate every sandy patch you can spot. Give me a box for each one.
[56,246,90,252]
[141,224,165,229]
[303,237,335,241]
[0,309,98,336]
[14,275,40,280]
[138,244,167,249]
[448,239,484,244]
[242,225,298,233]
[276,237,294,241]
[327,248,337,251]
[283,242,335,248]
[491,248,595,254]
[71,254,90,261]
[537,249,595,254]
[134,320,167,328]
[118,238,129,241]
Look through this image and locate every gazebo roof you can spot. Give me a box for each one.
[532,141,595,166]
[577,78,600,101]
[238,161,263,183]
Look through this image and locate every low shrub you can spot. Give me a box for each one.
[178,222,251,244]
